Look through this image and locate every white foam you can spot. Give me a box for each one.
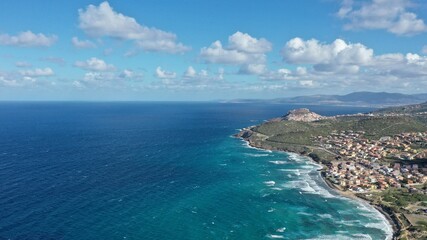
[297,211,313,216]
[353,203,393,239]
[269,161,288,165]
[317,213,333,219]
[304,234,372,240]
[245,153,270,157]
[264,181,276,187]
[266,234,285,239]
[262,193,271,198]
[276,227,286,232]
[280,179,335,198]
[241,139,273,153]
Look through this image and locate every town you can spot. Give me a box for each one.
[315,131,427,192]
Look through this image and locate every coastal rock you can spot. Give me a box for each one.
[236,129,253,138]
[282,108,324,122]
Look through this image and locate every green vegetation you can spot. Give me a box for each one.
[239,103,427,240]
[251,116,427,157]
[381,189,427,208]
[376,102,427,114]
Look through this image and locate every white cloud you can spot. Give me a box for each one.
[155,67,176,79]
[261,68,296,81]
[20,68,54,77]
[423,45,427,54]
[338,0,427,36]
[73,69,142,89]
[119,69,143,79]
[78,1,190,53]
[15,61,32,68]
[281,38,373,73]
[183,66,197,78]
[200,41,261,65]
[200,32,271,66]
[40,57,66,66]
[71,37,96,48]
[182,66,221,82]
[83,72,114,82]
[0,31,57,47]
[299,80,314,87]
[256,37,427,91]
[72,80,85,89]
[239,64,267,75]
[228,31,272,54]
[74,57,116,72]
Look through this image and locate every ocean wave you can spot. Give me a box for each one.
[281,178,335,198]
[264,181,276,187]
[245,153,270,157]
[266,234,285,239]
[269,160,289,165]
[304,233,373,240]
[241,140,273,153]
[297,211,314,216]
[317,213,333,219]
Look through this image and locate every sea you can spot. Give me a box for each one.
[0,102,393,240]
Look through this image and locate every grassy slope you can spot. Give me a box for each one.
[249,115,427,163]
[255,116,427,144]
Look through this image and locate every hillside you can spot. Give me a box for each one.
[375,102,427,115]
[237,104,427,162]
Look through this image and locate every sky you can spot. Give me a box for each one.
[1,0,427,101]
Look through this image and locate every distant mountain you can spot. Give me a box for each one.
[226,92,427,107]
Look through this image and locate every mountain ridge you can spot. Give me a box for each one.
[226,91,427,107]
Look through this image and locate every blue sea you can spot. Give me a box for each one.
[0,102,392,240]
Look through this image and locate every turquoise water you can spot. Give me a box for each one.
[0,102,391,239]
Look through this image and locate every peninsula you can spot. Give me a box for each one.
[237,102,427,240]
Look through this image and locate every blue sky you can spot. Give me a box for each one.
[1,0,427,100]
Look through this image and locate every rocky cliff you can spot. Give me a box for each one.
[282,108,325,122]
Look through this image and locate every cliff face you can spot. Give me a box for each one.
[282,108,324,122]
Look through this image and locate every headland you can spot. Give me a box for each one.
[236,102,427,240]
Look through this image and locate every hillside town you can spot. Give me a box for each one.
[315,131,427,192]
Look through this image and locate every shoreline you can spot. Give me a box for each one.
[239,136,398,240]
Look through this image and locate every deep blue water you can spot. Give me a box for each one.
[0,102,392,239]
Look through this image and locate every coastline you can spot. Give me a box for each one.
[239,136,398,240]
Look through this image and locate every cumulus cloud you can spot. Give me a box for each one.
[338,0,427,36]
[260,67,315,82]
[200,32,271,66]
[118,69,143,79]
[0,31,57,47]
[20,68,54,77]
[281,38,373,73]
[228,32,272,54]
[183,66,197,78]
[0,75,36,87]
[71,37,96,48]
[182,66,223,82]
[155,67,176,79]
[74,57,116,72]
[239,64,267,75]
[260,36,427,92]
[78,1,190,53]
[73,69,142,89]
